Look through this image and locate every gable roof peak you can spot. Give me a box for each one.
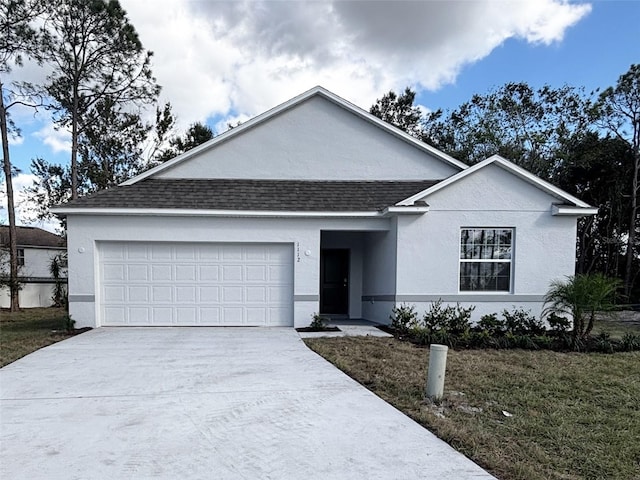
[122,86,467,186]
[397,153,593,210]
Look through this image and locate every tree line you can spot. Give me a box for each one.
[370,67,639,302]
[1,0,213,310]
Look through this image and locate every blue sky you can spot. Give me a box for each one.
[2,0,639,229]
[419,1,639,112]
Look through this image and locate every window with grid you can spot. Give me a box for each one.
[460,228,513,292]
[17,248,25,267]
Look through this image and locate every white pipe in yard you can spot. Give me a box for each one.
[426,344,449,400]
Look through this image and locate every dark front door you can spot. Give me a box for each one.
[320,249,349,315]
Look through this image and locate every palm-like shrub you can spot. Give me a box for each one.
[543,274,621,348]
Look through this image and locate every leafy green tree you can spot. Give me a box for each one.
[145,101,176,163]
[171,122,214,153]
[370,87,423,138]
[41,0,160,200]
[77,96,151,190]
[554,132,633,278]
[26,100,176,224]
[543,274,621,349]
[26,158,70,228]
[596,64,640,297]
[1,0,48,311]
[423,83,592,179]
[154,121,214,163]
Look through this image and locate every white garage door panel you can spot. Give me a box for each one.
[99,242,294,326]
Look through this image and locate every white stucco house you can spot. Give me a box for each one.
[53,87,596,328]
[0,226,67,308]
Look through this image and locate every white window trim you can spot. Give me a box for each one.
[458,227,514,294]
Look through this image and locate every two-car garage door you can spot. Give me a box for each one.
[98,242,293,326]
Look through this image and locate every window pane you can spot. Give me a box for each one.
[461,228,512,260]
[460,261,511,291]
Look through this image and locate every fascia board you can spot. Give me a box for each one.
[551,205,598,216]
[52,206,430,218]
[381,206,430,215]
[51,207,385,219]
[122,86,467,186]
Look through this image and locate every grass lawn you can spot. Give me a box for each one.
[0,308,75,367]
[305,336,640,480]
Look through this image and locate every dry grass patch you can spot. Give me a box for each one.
[304,337,640,480]
[1,308,73,367]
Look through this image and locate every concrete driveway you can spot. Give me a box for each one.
[0,328,494,479]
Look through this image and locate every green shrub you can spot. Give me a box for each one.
[392,298,640,354]
[421,300,474,335]
[389,304,418,334]
[547,312,571,333]
[421,299,450,331]
[448,303,475,335]
[591,332,615,354]
[532,335,553,350]
[621,333,640,352]
[503,333,539,350]
[477,313,505,336]
[502,307,545,335]
[63,315,75,333]
[467,330,489,348]
[310,313,327,330]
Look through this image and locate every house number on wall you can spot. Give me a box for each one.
[296,242,301,262]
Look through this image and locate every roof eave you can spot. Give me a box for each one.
[52,205,432,219]
[51,207,385,219]
[551,205,598,216]
[381,205,430,216]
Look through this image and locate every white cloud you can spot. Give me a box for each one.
[0,173,61,233]
[214,113,252,136]
[33,123,71,154]
[3,0,591,166]
[120,0,591,125]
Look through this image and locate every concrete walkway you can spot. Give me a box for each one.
[0,328,494,479]
[297,324,393,339]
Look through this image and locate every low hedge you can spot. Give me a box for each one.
[389,302,640,353]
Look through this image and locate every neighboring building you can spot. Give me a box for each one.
[53,87,596,328]
[0,226,67,308]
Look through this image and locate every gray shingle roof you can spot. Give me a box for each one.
[0,226,66,248]
[59,179,440,212]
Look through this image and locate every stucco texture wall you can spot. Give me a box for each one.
[395,164,578,321]
[156,97,459,181]
[20,247,66,279]
[66,215,389,328]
